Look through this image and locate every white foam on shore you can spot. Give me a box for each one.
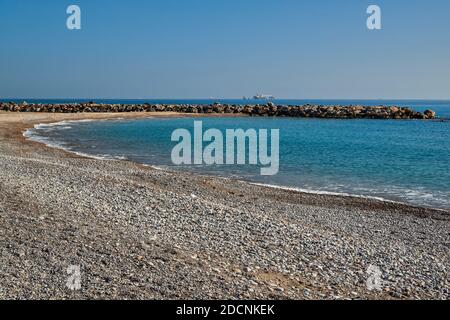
[33,119,96,130]
[141,164,165,171]
[249,182,409,205]
[23,119,130,161]
[250,182,449,211]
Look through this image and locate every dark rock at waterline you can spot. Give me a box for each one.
[0,102,437,120]
[424,109,436,119]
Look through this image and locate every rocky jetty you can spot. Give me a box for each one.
[0,101,437,119]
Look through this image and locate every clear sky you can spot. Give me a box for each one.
[0,0,449,99]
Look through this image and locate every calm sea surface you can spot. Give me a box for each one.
[24,100,450,209]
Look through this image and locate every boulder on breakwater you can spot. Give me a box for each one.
[0,101,437,120]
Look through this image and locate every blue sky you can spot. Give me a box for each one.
[0,0,449,99]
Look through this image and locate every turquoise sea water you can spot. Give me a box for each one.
[24,100,450,209]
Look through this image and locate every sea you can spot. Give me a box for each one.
[18,99,450,210]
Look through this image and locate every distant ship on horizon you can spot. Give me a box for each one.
[243,94,275,100]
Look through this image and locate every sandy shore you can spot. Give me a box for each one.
[0,111,448,300]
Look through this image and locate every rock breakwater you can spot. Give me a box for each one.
[0,101,436,119]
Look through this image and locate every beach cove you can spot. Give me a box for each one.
[0,112,448,299]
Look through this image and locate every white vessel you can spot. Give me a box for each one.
[253,93,275,100]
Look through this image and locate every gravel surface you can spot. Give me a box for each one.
[0,112,448,300]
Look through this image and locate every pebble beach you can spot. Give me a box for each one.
[0,112,448,300]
